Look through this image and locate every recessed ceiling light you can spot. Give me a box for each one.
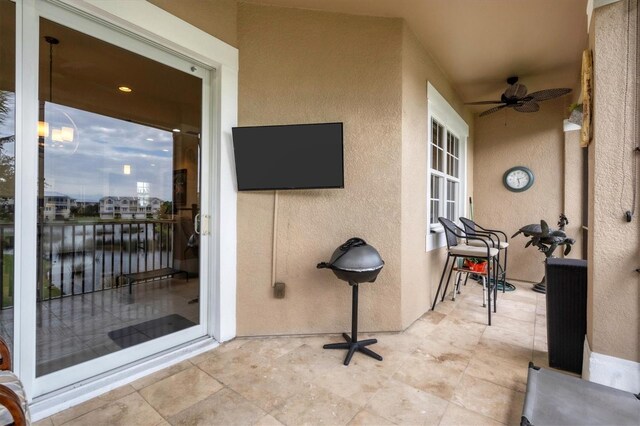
[118,86,132,93]
[146,138,154,142]
[172,128,181,133]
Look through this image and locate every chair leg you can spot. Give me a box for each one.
[487,258,496,325]
[431,256,451,310]
[440,258,457,302]
[452,272,462,301]
[503,247,508,293]
[493,257,498,313]
[481,275,487,308]
[487,260,492,326]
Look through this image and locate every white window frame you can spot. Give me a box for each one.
[426,83,469,251]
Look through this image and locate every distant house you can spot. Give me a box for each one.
[99,196,163,220]
[44,191,73,221]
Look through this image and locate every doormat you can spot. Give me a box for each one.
[108,314,196,349]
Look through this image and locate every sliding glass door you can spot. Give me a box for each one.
[12,0,214,397]
[0,0,16,355]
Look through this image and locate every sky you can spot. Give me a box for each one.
[43,102,174,202]
[0,92,176,203]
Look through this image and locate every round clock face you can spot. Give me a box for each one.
[503,167,534,192]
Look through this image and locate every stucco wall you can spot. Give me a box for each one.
[236,3,404,335]
[400,25,474,327]
[147,0,238,47]
[474,97,566,282]
[588,2,639,362]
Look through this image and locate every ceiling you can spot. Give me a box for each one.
[247,0,589,110]
[1,5,202,133]
[38,19,202,132]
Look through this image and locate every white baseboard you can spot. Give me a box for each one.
[583,338,640,393]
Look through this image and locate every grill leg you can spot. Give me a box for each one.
[323,282,383,366]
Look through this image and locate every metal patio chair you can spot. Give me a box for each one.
[459,217,509,292]
[431,217,500,325]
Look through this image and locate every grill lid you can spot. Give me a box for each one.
[317,238,384,272]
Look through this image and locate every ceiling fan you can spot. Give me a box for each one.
[467,76,572,117]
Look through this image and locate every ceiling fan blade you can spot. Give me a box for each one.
[479,104,508,117]
[527,88,572,101]
[465,100,504,105]
[514,102,540,113]
[504,83,528,99]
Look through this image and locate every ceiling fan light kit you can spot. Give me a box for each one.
[467,76,572,117]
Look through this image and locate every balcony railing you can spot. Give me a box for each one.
[0,220,177,309]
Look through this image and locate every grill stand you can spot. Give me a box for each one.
[323,281,383,366]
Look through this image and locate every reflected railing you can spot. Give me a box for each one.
[0,220,177,309]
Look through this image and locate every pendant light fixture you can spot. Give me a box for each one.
[38,36,76,147]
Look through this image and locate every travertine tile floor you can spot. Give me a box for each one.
[36,279,552,426]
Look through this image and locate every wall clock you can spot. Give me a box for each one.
[503,166,534,192]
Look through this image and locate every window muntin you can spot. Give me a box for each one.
[431,120,444,172]
[429,118,462,227]
[446,132,459,178]
[429,175,442,225]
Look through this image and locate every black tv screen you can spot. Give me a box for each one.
[232,122,344,191]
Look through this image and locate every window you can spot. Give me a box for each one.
[426,83,468,251]
[429,119,461,225]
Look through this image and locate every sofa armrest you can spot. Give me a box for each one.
[0,384,27,426]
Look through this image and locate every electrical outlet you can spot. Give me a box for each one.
[274,282,286,299]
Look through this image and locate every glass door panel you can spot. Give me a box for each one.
[36,18,203,376]
[0,0,15,354]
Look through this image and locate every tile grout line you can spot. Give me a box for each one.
[57,387,140,426]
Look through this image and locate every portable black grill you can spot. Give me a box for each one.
[317,237,384,365]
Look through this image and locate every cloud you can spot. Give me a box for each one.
[43,103,182,202]
[0,97,194,203]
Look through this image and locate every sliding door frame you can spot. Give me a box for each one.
[14,0,238,401]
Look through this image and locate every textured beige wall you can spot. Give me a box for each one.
[236,3,404,335]
[147,0,238,47]
[563,129,584,259]
[474,97,566,282]
[400,24,474,327]
[587,2,639,362]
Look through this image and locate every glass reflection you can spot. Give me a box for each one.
[36,18,202,376]
[0,0,16,353]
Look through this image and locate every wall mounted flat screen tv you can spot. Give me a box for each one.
[232,122,344,191]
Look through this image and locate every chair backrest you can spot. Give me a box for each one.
[459,217,477,237]
[438,217,462,250]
